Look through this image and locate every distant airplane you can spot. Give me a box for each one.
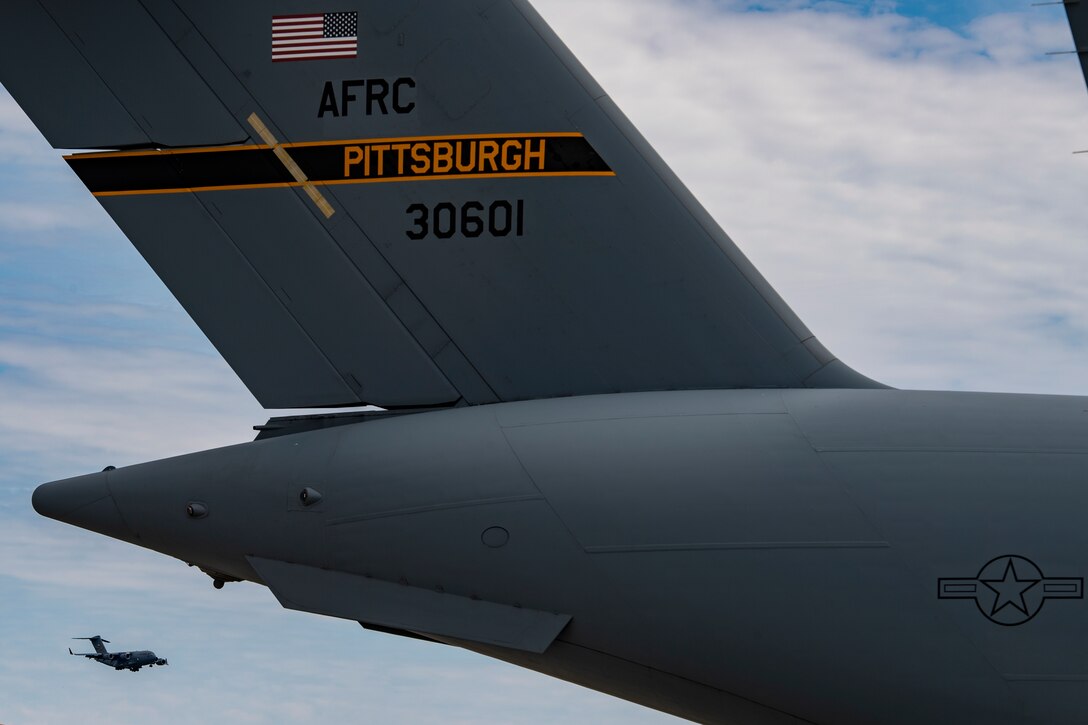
[6,1,1088,723]
[69,636,168,672]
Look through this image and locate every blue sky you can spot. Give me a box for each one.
[1,1,1086,723]
[742,0,1033,30]
[847,0,1026,28]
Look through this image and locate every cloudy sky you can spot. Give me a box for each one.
[1,1,1086,722]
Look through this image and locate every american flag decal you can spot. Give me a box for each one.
[272,11,358,62]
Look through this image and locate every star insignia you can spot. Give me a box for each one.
[981,558,1039,617]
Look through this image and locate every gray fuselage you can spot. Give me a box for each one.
[91,650,163,670]
[34,389,1088,723]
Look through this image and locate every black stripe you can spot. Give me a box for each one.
[68,148,292,193]
[66,135,612,194]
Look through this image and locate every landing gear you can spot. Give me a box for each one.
[196,564,240,590]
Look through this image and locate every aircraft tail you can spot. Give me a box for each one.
[0,1,883,409]
[72,636,110,655]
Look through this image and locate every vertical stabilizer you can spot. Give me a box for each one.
[1,0,884,407]
[72,636,110,655]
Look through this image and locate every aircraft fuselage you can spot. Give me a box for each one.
[93,650,165,671]
[35,389,1088,723]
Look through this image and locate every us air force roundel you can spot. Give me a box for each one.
[939,555,1083,626]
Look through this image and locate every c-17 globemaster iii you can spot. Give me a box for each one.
[69,636,168,672]
[4,1,1088,723]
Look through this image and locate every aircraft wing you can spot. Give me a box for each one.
[0,0,880,409]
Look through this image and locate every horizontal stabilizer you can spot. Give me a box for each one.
[248,557,571,654]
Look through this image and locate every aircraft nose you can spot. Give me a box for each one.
[32,471,137,544]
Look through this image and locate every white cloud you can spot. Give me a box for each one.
[0,200,114,232]
[0,336,260,476]
[0,516,248,609]
[536,0,1088,394]
[0,85,110,239]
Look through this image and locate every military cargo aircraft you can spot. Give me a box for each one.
[70,636,168,672]
[6,1,1088,723]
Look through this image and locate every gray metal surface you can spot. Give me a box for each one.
[33,390,1088,723]
[3,0,878,409]
[102,189,461,408]
[0,0,247,148]
[250,557,571,653]
[0,0,149,148]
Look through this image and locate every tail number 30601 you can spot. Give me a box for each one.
[405,200,525,240]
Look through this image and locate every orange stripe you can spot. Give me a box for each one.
[319,171,617,186]
[92,182,299,197]
[280,132,588,149]
[89,170,617,197]
[65,145,271,161]
[66,132,590,160]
